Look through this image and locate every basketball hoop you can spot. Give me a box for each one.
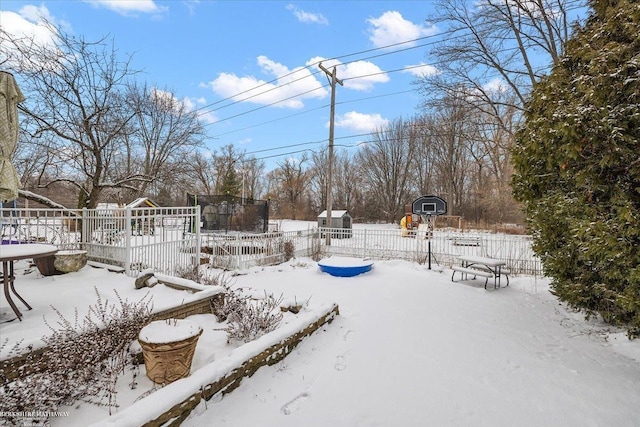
[411,195,447,240]
[411,195,447,269]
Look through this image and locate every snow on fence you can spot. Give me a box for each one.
[199,227,541,275]
[1,207,542,276]
[1,206,200,277]
[82,207,200,276]
[199,229,317,270]
[0,207,82,248]
[317,227,542,275]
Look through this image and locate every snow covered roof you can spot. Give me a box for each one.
[317,210,350,218]
[96,203,123,210]
[126,197,159,209]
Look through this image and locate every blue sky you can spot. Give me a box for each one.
[1,1,442,170]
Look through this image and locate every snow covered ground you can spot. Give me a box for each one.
[180,259,640,427]
[1,220,639,426]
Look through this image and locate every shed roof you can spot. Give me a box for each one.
[317,210,349,218]
[96,203,123,210]
[126,197,160,209]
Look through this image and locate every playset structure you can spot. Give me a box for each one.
[400,206,420,237]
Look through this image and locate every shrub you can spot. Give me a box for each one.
[206,272,284,343]
[225,292,284,343]
[176,264,223,286]
[512,0,640,337]
[0,289,153,425]
[283,240,295,261]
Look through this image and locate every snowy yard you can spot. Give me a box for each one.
[1,250,640,426]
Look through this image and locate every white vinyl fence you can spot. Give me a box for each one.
[1,206,200,277]
[200,227,542,275]
[316,227,541,275]
[1,207,542,276]
[199,229,318,270]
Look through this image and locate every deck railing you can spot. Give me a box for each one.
[1,206,200,276]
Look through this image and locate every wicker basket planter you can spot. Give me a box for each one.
[138,319,203,385]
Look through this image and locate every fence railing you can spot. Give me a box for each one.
[1,206,200,276]
[199,229,317,270]
[1,207,542,276]
[315,227,541,275]
[81,206,200,276]
[199,227,542,275]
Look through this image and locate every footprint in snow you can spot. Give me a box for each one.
[335,355,346,371]
[280,392,309,415]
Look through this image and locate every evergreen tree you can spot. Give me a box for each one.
[512,0,640,337]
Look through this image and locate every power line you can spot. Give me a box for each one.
[211,88,415,139]
[247,121,515,163]
[197,2,588,158]
[192,31,463,119]
[203,39,562,133]
[193,1,586,121]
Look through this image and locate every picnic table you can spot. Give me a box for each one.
[0,243,58,321]
[451,254,509,289]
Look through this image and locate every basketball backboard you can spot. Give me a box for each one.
[411,195,447,216]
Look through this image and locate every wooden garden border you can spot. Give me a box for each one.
[94,303,340,427]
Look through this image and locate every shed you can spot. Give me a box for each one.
[126,197,160,235]
[126,197,160,209]
[317,210,353,238]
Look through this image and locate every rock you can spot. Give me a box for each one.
[53,250,87,274]
[135,272,155,289]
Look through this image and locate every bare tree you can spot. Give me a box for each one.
[465,93,522,223]
[424,93,475,216]
[183,151,216,196]
[1,22,146,208]
[356,119,417,223]
[333,150,363,216]
[422,0,580,113]
[273,153,310,220]
[118,82,205,200]
[309,150,329,215]
[240,156,265,201]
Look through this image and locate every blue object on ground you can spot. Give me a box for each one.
[318,258,373,277]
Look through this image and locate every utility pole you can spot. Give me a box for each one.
[318,62,343,246]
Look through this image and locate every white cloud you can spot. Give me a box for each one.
[483,77,509,93]
[0,6,63,50]
[334,111,389,133]
[402,62,439,78]
[308,57,389,91]
[0,6,66,71]
[82,0,168,16]
[152,89,218,124]
[286,4,328,25]
[186,96,218,124]
[367,11,437,48]
[206,56,328,109]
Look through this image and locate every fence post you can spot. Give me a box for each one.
[125,207,132,276]
[363,229,367,258]
[81,208,87,251]
[195,205,201,270]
